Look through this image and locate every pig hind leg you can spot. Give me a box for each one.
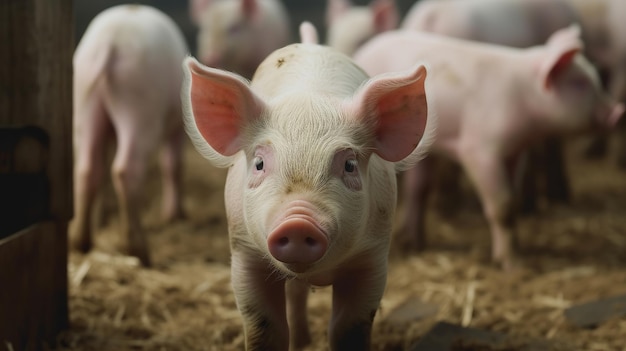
[159,120,185,222]
[71,99,112,253]
[110,116,155,266]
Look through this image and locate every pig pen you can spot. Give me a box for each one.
[54,135,625,351]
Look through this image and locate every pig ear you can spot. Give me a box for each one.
[182,57,265,168]
[541,25,583,90]
[371,0,399,33]
[348,64,433,165]
[326,0,352,25]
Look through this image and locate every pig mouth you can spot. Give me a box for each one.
[267,202,330,272]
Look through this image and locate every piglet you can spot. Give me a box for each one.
[182,22,433,351]
[196,0,291,79]
[71,5,188,266]
[325,0,399,55]
[353,26,624,270]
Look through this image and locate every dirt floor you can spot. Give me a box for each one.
[54,135,626,351]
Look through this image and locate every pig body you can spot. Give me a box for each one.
[402,0,579,48]
[353,28,623,270]
[325,0,399,56]
[71,5,188,266]
[182,31,433,349]
[196,0,291,79]
[404,0,626,168]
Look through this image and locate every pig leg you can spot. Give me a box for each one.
[231,252,289,351]
[70,100,111,253]
[397,156,435,252]
[286,279,311,349]
[110,122,152,266]
[542,138,570,204]
[460,150,517,270]
[159,123,185,222]
[329,256,386,350]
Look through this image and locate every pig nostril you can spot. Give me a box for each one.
[278,237,289,246]
[305,237,316,246]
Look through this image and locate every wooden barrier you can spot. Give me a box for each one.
[0,0,73,349]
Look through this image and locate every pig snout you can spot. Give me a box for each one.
[596,101,625,130]
[267,201,329,270]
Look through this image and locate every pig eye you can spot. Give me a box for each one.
[254,156,264,171]
[344,159,357,173]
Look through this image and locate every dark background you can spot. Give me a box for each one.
[74,0,421,54]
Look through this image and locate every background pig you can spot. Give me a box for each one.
[353,27,624,270]
[71,4,188,266]
[182,22,433,350]
[195,0,291,79]
[403,0,626,169]
[188,0,213,26]
[401,0,588,208]
[325,0,399,55]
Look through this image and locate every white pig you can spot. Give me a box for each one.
[402,0,579,48]
[196,0,291,79]
[326,0,399,56]
[353,26,624,270]
[71,5,188,266]
[182,22,433,350]
[188,0,214,26]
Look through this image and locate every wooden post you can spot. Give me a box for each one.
[0,0,72,349]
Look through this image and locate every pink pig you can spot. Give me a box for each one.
[188,0,213,26]
[325,0,399,55]
[196,0,291,79]
[71,5,188,266]
[402,0,579,48]
[353,26,624,270]
[182,22,433,350]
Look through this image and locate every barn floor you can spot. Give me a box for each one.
[54,136,626,351]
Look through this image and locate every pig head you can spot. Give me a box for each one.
[196,0,291,80]
[182,39,433,350]
[326,0,399,55]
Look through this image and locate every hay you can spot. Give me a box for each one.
[54,137,626,351]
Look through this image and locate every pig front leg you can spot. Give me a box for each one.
[159,124,185,222]
[70,102,111,253]
[329,253,387,350]
[398,156,435,252]
[231,251,289,351]
[460,149,518,270]
[286,279,311,349]
[111,127,152,266]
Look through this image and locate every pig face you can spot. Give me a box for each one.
[197,0,255,71]
[182,49,430,278]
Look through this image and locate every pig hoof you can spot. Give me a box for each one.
[128,249,152,267]
[582,139,607,159]
[69,233,92,253]
[162,207,186,223]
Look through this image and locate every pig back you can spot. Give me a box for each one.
[75,5,188,103]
